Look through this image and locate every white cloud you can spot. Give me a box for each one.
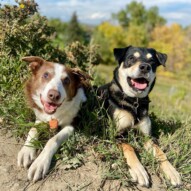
[140,0,191,7]
[164,12,188,20]
[2,0,191,26]
[90,13,107,19]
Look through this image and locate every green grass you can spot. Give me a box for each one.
[1,59,191,190]
[95,64,191,189]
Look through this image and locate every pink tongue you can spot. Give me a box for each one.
[44,102,57,112]
[131,79,147,90]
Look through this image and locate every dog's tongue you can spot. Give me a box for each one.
[131,79,147,90]
[44,102,58,113]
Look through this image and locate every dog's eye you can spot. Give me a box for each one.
[128,56,135,62]
[148,59,155,64]
[63,77,70,85]
[43,72,49,79]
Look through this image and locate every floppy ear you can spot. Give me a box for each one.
[71,68,93,81]
[156,52,167,67]
[113,46,132,64]
[22,56,44,74]
[71,68,92,88]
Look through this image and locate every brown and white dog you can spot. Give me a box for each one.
[17,56,90,182]
[98,46,181,187]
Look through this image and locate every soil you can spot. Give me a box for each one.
[0,128,171,191]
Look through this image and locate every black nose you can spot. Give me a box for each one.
[139,63,151,73]
[48,89,61,102]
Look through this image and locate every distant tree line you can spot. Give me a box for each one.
[0,1,100,71]
[48,1,191,74]
[1,0,191,74]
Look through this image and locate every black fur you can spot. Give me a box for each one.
[98,45,167,129]
[114,46,167,74]
[98,71,150,125]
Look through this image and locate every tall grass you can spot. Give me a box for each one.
[0,58,191,190]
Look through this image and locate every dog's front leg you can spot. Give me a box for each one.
[27,125,74,182]
[138,117,181,186]
[114,110,150,187]
[18,127,38,168]
[144,139,181,186]
[121,143,150,187]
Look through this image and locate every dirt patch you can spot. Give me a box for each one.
[0,129,175,191]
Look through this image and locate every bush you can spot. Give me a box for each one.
[0,0,66,62]
[0,0,101,135]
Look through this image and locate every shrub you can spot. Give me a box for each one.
[0,0,101,135]
[0,0,67,62]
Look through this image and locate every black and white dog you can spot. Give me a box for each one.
[98,46,181,187]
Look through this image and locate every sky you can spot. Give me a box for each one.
[2,0,191,26]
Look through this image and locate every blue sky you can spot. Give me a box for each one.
[2,0,191,26]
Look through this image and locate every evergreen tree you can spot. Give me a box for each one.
[65,12,85,44]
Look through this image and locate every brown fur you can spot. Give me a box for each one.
[23,56,91,110]
[64,68,81,101]
[24,61,55,112]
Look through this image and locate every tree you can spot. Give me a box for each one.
[65,12,86,44]
[93,1,167,65]
[125,23,148,46]
[93,22,127,64]
[146,6,166,32]
[149,24,189,72]
[185,26,191,69]
[112,1,166,31]
[48,18,68,49]
[93,21,150,65]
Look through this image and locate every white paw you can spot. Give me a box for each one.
[161,161,181,186]
[17,146,36,168]
[129,162,150,187]
[28,151,51,182]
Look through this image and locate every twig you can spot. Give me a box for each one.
[78,181,92,191]
[23,182,32,191]
[35,161,63,191]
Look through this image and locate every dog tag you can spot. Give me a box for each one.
[49,119,58,129]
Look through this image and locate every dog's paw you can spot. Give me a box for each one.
[161,161,181,186]
[17,146,36,168]
[28,151,51,182]
[129,162,150,187]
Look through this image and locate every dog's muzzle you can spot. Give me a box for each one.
[139,63,151,74]
[127,77,149,91]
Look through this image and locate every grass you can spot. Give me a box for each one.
[0,59,191,190]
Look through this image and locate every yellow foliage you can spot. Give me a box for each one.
[149,24,189,71]
[125,24,148,46]
[97,22,126,52]
[97,22,147,49]
[95,22,148,64]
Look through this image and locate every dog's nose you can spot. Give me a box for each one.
[48,89,61,102]
[139,63,151,73]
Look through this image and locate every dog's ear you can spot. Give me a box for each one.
[71,68,93,81]
[22,56,44,74]
[156,52,167,67]
[71,68,93,87]
[113,46,132,64]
